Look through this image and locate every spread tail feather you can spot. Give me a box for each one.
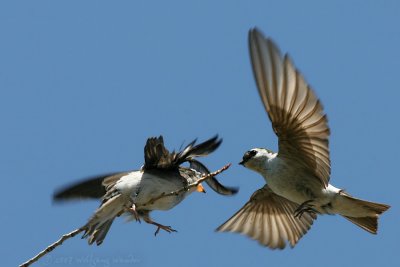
[342,216,379,234]
[82,194,125,245]
[337,193,390,234]
[83,219,115,245]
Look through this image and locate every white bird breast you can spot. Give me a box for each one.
[115,171,190,211]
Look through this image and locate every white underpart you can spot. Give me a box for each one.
[246,149,383,217]
[115,171,196,211]
[246,149,343,213]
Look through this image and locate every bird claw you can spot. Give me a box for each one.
[154,224,177,236]
[127,204,141,223]
[294,200,317,218]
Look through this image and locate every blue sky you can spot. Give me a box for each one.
[1,1,399,266]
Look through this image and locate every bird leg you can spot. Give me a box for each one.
[142,216,177,236]
[294,200,317,218]
[126,203,141,223]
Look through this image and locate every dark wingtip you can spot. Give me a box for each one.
[183,135,223,160]
[229,186,239,195]
[248,27,260,43]
[218,185,239,196]
[199,134,222,149]
[189,158,237,196]
[215,134,223,148]
[207,134,223,151]
[53,175,111,202]
[205,177,239,196]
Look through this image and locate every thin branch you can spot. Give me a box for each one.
[20,163,231,267]
[19,228,84,267]
[141,163,231,207]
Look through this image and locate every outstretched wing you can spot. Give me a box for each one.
[142,135,222,170]
[53,172,129,201]
[249,28,331,187]
[217,185,316,249]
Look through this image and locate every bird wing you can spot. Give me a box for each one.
[143,135,222,170]
[189,159,238,195]
[216,185,316,249]
[174,135,222,165]
[53,172,129,201]
[249,28,331,187]
[143,136,174,170]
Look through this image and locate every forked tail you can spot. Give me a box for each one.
[337,192,390,234]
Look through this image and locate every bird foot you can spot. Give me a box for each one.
[152,222,177,236]
[127,204,141,223]
[294,200,317,218]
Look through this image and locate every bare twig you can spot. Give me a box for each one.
[141,163,232,207]
[19,228,84,267]
[20,163,231,267]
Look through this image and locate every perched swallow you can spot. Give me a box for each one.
[217,28,390,249]
[54,135,237,245]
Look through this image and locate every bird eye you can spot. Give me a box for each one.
[243,150,257,161]
[249,150,257,157]
[240,150,258,165]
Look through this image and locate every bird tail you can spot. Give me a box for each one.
[335,192,390,234]
[82,194,125,245]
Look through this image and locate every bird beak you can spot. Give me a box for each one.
[239,160,244,165]
[196,183,206,193]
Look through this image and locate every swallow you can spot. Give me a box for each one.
[217,28,390,249]
[54,135,237,245]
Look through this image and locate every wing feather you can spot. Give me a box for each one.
[142,135,222,171]
[217,185,316,249]
[249,28,331,187]
[189,159,238,195]
[53,172,129,201]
